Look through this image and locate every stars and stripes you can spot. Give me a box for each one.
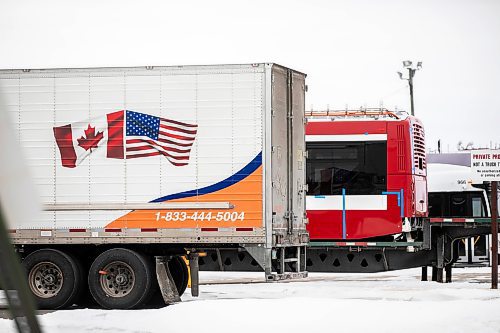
[125,111,197,166]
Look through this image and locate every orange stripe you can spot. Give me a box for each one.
[106,166,263,229]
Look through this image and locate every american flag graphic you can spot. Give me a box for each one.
[125,111,197,165]
[53,110,197,168]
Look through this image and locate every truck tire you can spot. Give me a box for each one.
[169,256,188,296]
[88,248,153,309]
[23,249,83,309]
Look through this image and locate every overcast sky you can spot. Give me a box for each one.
[1,0,499,152]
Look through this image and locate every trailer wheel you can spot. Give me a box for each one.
[169,256,188,296]
[23,249,83,309]
[88,248,153,309]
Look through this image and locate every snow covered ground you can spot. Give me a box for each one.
[1,267,500,333]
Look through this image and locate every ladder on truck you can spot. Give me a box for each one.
[244,243,309,281]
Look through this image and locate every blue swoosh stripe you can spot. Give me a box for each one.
[151,152,262,202]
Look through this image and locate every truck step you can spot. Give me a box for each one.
[282,258,299,263]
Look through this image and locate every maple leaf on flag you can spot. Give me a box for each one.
[77,124,104,151]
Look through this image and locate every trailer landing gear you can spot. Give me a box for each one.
[188,253,200,297]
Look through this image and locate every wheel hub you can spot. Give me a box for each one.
[44,274,56,285]
[28,262,64,298]
[100,261,135,297]
[115,274,128,285]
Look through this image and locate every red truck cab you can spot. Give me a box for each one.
[305,109,427,240]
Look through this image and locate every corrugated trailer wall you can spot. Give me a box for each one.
[0,63,308,249]
[1,64,263,232]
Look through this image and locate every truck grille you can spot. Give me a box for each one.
[412,123,426,170]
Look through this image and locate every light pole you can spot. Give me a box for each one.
[398,61,422,116]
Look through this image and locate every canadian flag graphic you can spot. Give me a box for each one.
[53,111,124,168]
[53,110,197,168]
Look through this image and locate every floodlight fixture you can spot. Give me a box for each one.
[398,60,422,116]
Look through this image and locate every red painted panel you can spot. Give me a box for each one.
[387,174,413,217]
[344,209,401,239]
[307,209,402,240]
[307,210,343,239]
[387,174,428,217]
[307,195,402,240]
[386,119,411,175]
[306,121,387,135]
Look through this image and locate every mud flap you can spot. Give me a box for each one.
[155,257,181,304]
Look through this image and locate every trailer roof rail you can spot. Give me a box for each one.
[305,108,402,120]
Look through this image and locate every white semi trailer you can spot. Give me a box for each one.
[0,63,309,309]
[427,162,494,265]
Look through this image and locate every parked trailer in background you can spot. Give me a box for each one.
[0,63,309,309]
[427,157,498,265]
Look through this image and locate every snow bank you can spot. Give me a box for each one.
[1,267,499,333]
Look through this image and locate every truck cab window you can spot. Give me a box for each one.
[471,194,487,217]
[306,141,387,195]
[429,191,488,218]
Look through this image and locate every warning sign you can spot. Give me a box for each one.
[471,150,500,181]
